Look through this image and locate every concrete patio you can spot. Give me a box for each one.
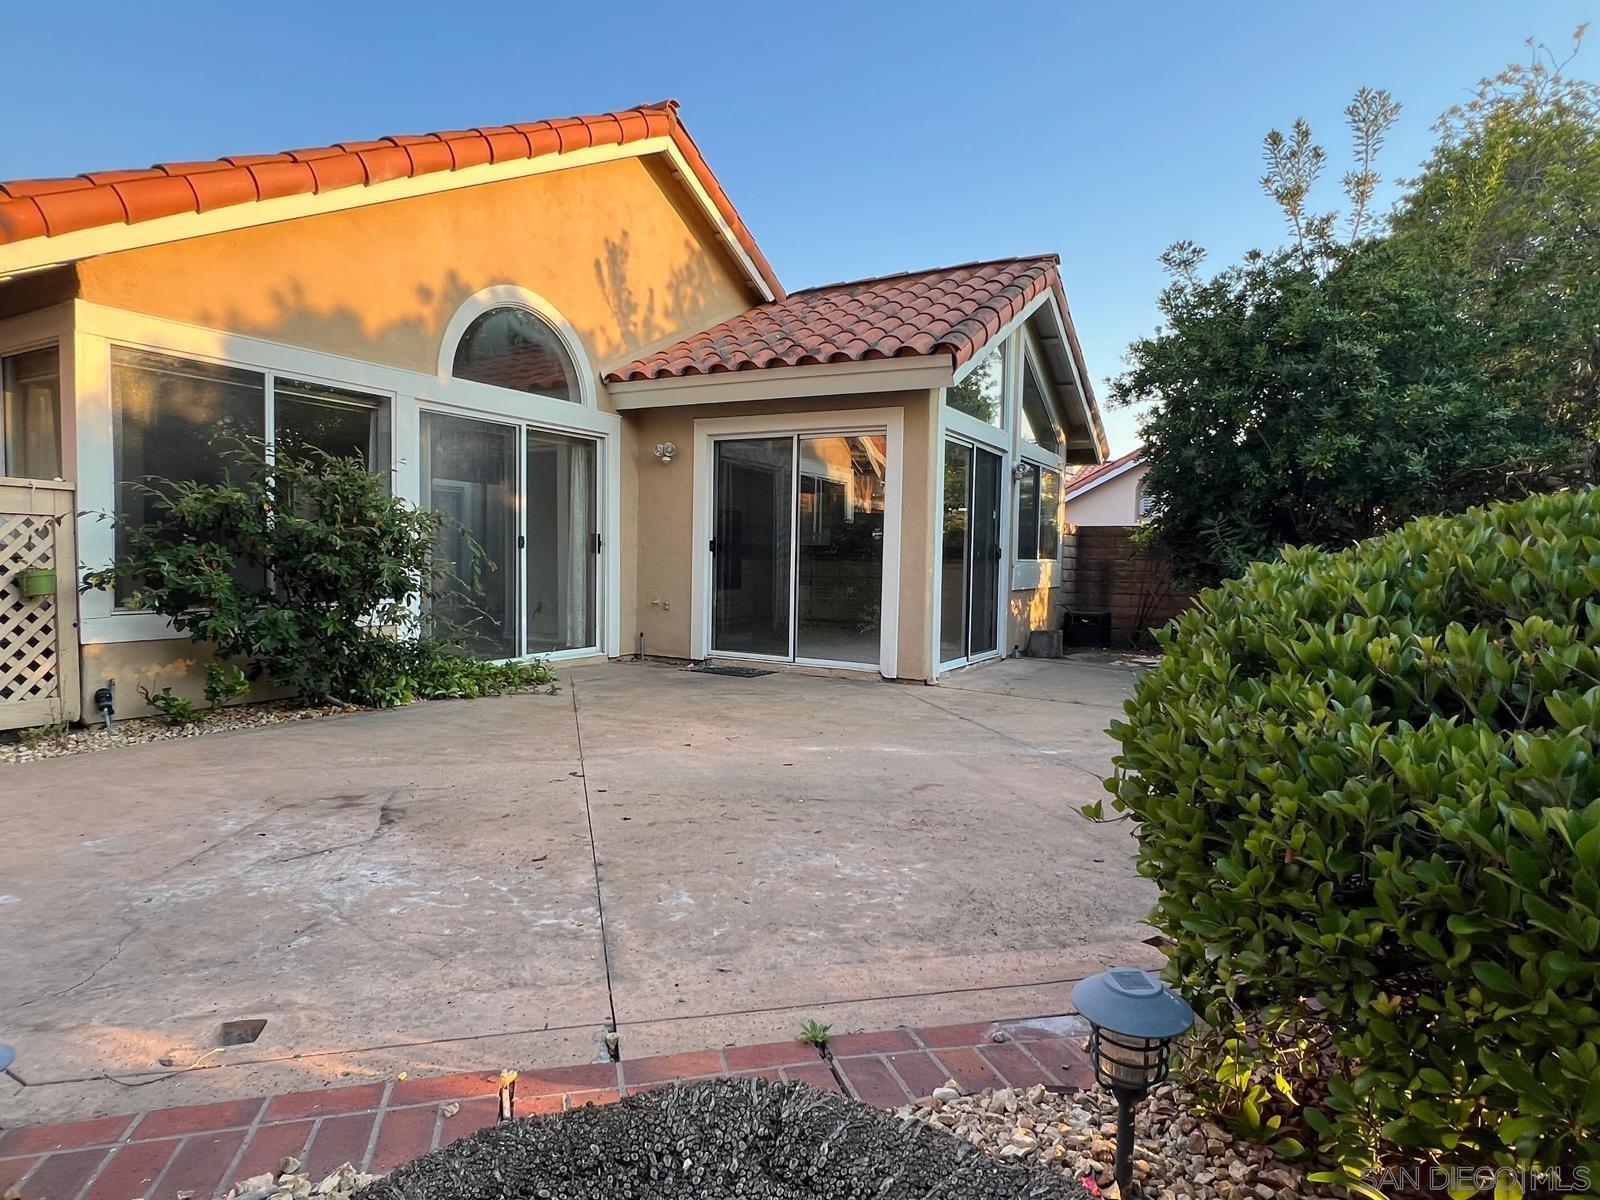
[0,655,1158,1126]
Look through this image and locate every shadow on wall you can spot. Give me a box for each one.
[1008,586,1058,649]
[181,234,734,379]
[194,270,482,378]
[593,231,729,365]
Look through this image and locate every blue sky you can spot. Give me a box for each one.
[4,1,1592,452]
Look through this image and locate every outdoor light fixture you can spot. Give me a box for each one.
[1011,461,1033,481]
[1072,967,1196,1194]
[653,441,677,464]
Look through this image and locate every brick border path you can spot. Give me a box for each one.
[0,1015,1092,1200]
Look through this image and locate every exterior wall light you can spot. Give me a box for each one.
[1072,967,1196,1194]
[1011,461,1033,481]
[653,441,677,464]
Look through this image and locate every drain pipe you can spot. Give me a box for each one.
[93,683,115,732]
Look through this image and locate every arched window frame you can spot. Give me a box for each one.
[437,286,597,408]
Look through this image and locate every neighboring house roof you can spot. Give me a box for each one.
[1065,446,1144,499]
[0,100,783,300]
[607,255,1057,382]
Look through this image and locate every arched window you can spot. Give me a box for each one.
[452,306,579,402]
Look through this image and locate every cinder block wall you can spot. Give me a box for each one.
[1059,525,1191,648]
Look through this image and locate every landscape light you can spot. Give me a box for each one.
[1071,967,1196,1194]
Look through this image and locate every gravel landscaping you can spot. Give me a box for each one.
[0,702,349,764]
[898,1081,1332,1200]
[357,1077,1092,1200]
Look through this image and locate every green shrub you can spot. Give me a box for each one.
[370,638,557,705]
[138,685,204,727]
[91,441,553,709]
[1104,489,1600,1182]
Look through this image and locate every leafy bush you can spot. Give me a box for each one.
[94,441,552,708]
[138,685,203,726]
[1103,489,1600,1183]
[368,638,556,706]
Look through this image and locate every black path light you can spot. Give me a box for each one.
[1072,967,1196,1195]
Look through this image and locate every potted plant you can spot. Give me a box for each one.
[18,567,55,598]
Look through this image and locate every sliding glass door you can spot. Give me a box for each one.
[712,432,887,667]
[421,410,600,660]
[940,438,1003,667]
[526,431,597,653]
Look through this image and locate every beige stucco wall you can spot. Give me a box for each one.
[625,390,938,681]
[1007,580,1060,655]
[1066,461,1147,527]
[73,155,756,387]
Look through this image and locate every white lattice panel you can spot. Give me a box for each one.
[0,513,61,707]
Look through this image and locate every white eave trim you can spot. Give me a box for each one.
[0,137,776,303]
[605,354,954,408]
[1065,455,1146,501]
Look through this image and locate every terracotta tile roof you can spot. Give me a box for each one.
[606,255,1060,382]
[1066,445,1143,495]
[0,100,782,299]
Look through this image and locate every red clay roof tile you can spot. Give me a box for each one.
[33,186,128,236]
[0,198,47,241]
[0,100,782,299]
[1066,446,1144,495]
[606,255,1060,382]
[111,174,200,223]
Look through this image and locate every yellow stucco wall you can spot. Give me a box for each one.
[73,155,756,386]
[625,390,938,680]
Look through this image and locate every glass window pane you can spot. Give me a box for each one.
[940,440,970,663]
[944,347,1004,427]
[713,437,792,657]
[527,431,597,653]
[1016,463,1040,559]
[273,378,389,480]
[420,411,519,659]
[796,434,885,665]
[1039,468,1061,561]
[453,307,579,401]
[968,448,1003,656]
[111,347,266,604]
[1020,359,1057,449]
[2,346,62,479]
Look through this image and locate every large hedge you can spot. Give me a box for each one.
[1106,489,1600,1181]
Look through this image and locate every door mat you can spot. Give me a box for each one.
[683,665,776,678]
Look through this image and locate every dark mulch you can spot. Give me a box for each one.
[360,1077,1094,1200]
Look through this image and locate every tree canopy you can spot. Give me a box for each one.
[1117,32,1598,587]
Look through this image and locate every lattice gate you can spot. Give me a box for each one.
[0,480,79,731]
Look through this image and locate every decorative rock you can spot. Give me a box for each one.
[896,1080,1340,1199]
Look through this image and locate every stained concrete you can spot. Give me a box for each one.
[0,657,1158,1125]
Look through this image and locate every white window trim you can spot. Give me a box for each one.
[688,407,904,678]
[1015,333,1064,469]
[72,300,622,659]
[438,285,599,409]
[0,304,74,483]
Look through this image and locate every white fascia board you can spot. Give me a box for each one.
[606,355,953,409]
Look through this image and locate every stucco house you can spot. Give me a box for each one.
[1063,447,1148,526]
[0,100,1106,724]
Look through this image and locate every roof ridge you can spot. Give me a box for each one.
[0,100,677,192]
[787,253,1060,297]
[0,99,784,300]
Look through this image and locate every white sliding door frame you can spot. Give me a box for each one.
[690,408,903,678]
